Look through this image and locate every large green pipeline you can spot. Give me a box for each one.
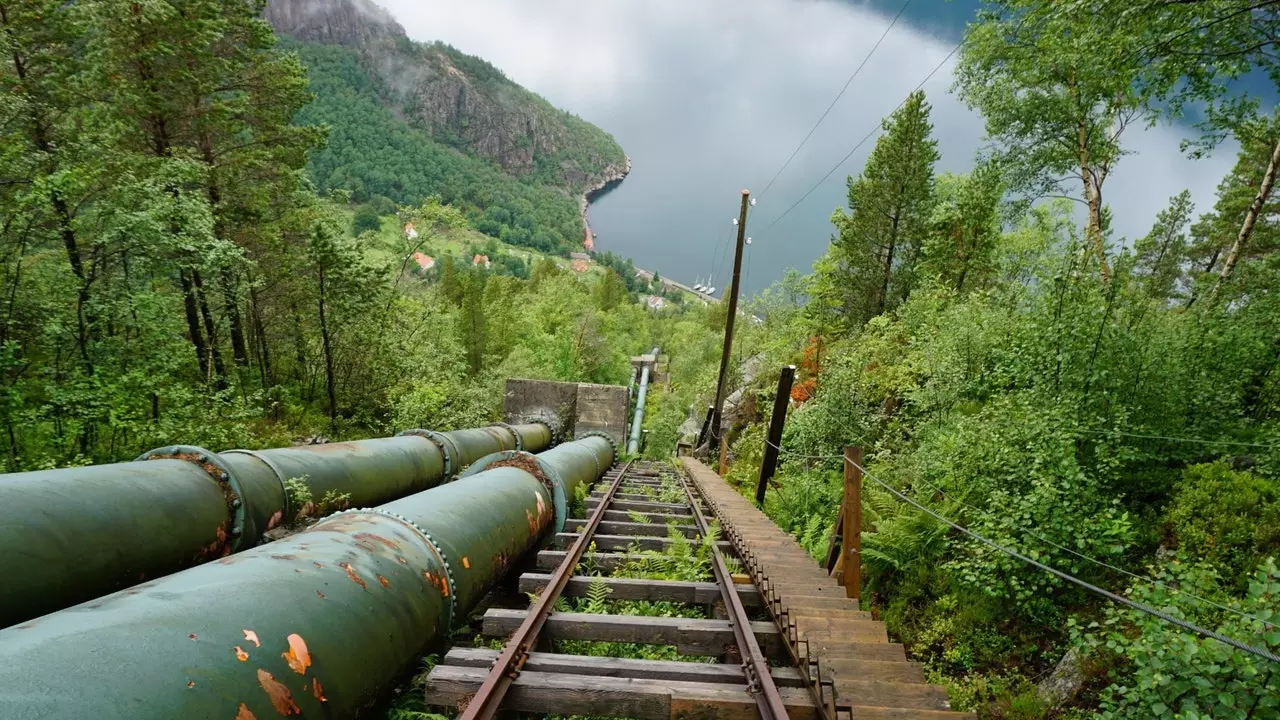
[0,422,551,630]
[0,435,615,720]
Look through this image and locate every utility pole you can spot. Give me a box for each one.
[709,189,750,470]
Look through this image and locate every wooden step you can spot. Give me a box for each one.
[839,707,974,719]
[818,658,927,684]
[426,666,821,720]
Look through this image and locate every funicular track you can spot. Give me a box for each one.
[426,458,968,720]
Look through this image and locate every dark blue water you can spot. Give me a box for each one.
[384,0,1242,296]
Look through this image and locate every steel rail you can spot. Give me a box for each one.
[678,472,790,720]
[687,466,827,719]
[458,460,636,720]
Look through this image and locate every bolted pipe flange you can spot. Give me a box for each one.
[576,431,619,471]
[521,411,562,446]
[488,422,523,451]
[462,450,569,535]
[397,429,456,479]
[136,445,248,553]
[221,449,294,525]
[318,508,459,632]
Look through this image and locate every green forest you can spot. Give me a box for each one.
[285,38,612,256]
[648,2,1280,717]
[0,0,682,471]
[3,0,1280,718]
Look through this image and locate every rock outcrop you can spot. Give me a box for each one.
[266,0,627,193]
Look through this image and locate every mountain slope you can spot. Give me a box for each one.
[267,0,628,193]
[286,39,587,252]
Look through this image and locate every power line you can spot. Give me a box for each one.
[760,42,961,234]
[760,438,1280,660]
[758,0,913,198]
[1072,428,1280,451]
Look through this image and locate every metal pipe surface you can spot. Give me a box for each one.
[627,347,659,455]
[0,422,550,629]
[0,436,610,720]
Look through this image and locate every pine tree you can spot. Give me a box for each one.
[817,90,938,331]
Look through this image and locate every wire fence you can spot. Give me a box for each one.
[759,437,1280,663]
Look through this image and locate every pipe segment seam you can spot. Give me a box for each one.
[135,445,248,551]
[488,422,523,451]
[462,450,570,534]
[320,506,460,631]
[397,428,457,477]
[220,448,294,523]
[576,431,619,473]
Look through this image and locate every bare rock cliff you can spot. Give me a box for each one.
[266,0,627,192]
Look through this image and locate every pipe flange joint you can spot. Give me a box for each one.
[488,422,522,451]
[320,508,458,632]
[462,450,569,535]
[136,445,248,551]
[398,428,455,478]
[531,419,555,447]
[522,411,561,447]
[576,431,618,470]
[221,449,293,523]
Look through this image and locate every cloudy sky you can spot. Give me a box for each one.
[377,0,1238,294]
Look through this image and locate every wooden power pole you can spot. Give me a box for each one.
[709,190,751,470]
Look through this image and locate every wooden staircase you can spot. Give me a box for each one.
[683,458,974,720]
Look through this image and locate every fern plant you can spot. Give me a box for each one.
[627,509,652,524]
[583,575,611,614]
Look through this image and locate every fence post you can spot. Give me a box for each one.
[843,446,862,601]
[755,365,796,507]
[696,404,714,449]
[718,435,729,476]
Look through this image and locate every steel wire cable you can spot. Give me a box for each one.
[758,0,913,198]
[759,42,961,234]
[763,438,1275,629]
[759,438,1280,662]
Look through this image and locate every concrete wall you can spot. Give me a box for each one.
[503,379,629,447]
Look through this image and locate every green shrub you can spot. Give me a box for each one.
[1167,462,1280,583]
[352,205,382,235]
[1074,557,1280,720]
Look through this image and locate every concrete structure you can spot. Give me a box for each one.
[503,379,629,447]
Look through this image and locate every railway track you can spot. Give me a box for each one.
[426,458,970,720]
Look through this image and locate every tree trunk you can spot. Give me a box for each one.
[249,284,273,386]
[878,213,900,316]
[191,269,226,384]
[1077,115,1113,284]
[317,265,337,428]
[1208,134,1280,305]
[178,270,210,378]
[223,275,249,367]
[5,25,97,373]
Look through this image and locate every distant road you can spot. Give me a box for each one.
[634,268,721,304]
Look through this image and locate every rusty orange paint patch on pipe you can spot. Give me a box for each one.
[243,629,260,648]
[235,703,257,720]
[283,633,311,675]
[234,646,249,662]
[257,668,300,715]
[339,562,368,590]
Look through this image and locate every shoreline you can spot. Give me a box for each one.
[579,155,631,252]
[578,156,718,305]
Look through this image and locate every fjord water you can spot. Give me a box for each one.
[383,0,1233,296]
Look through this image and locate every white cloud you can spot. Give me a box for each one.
[375,0,1237,291]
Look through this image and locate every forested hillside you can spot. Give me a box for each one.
[0,0,679,471]
[639,2,1280,717]
[266,0,629,255]
[286,40,590,254]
